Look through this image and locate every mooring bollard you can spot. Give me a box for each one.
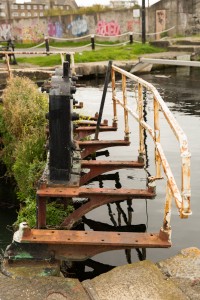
[91,34,95,50]
[129,32,133,44]
[45,36,50,55]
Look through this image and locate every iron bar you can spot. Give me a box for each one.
[138,83,145,161]
[122,74,130,140]
[94,60,112,140]
[154,97,161,178]
[111,66,118,127]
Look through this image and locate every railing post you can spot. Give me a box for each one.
[111,67,118,128]
[94,61,112,140]
[163,182,172,231]
[154,97,161,178]
[91,34,95,50]
[122,74,130,141]
[138,83,145,162]
[5,53,12,78]
[181,153,191,217]
[70,53,76,75]
[159,181,172,242]
[45,36,50,55]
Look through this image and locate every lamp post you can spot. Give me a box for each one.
[142,0,146,44]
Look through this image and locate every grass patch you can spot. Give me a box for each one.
[16,43,166,67]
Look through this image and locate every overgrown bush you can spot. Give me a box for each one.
[0,76,48,174]
[0,76,73,227]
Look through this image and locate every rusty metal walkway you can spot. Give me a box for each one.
[4,57,191,264]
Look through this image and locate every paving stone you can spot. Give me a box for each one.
[158,247,200,300]
[84,260,188,300]
[0,273,90,300]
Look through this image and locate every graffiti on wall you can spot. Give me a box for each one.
[48,21,63,38]
[68,18,88,37]
[96,20,121,36]
[13,19,47,42]
[126,19,140,32]
[156,10,166,39]
[0,24,12,40]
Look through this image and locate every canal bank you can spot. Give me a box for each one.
[0,247,199,299]
[0,51,193,82]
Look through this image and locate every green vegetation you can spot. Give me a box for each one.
[16,43,165,67]
[0,77,73,228]
[43,4,112,17]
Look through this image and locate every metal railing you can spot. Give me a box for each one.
[0,51,75,78]
[111,64,191,235]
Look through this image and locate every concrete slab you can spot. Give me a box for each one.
[0,273,90,300]
[158,247,200,300]
[83,260,188,300]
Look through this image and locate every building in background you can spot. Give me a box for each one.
[0,0,78,21]
[110,0,138,8]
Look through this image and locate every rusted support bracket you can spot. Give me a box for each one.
[75,125,117,141]
[61,188,154,229]
[78,140,130,159]
[80,160,144,186]
[36,187,155,229]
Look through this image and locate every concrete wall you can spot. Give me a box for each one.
[148,0,200,38]
[0,9,142,42]
[1,1,200,42]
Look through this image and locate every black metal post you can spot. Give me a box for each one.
[49,62,74,182]
[91,35,95,50]
[94,61,112,140]
[129,32,133,44]
[45,36,50,54]
[66,53,71,68]
[142,0,146,44]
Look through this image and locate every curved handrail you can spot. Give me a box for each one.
[111,64,191,219]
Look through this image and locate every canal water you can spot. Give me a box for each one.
[0,66,200,279]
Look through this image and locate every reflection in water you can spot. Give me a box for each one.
[141,67,200,116]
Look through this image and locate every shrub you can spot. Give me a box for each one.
[0,76,48,174]
[0,76,74,228]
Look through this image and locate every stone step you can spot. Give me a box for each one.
[175,40,200,45]
[168,45,200,52]
[83,259,188,300]
[82,247,200,300]
[1,247,199,299]
[0,273,90,300]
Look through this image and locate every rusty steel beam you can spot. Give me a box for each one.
[20,230,171,247]
[37,186,154,198]
[80,160,144,186]
[78,140,130,159]
[75,126,117,141]
[8,231,171,262]
[8,223,171,261]
[14,226,171,256]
